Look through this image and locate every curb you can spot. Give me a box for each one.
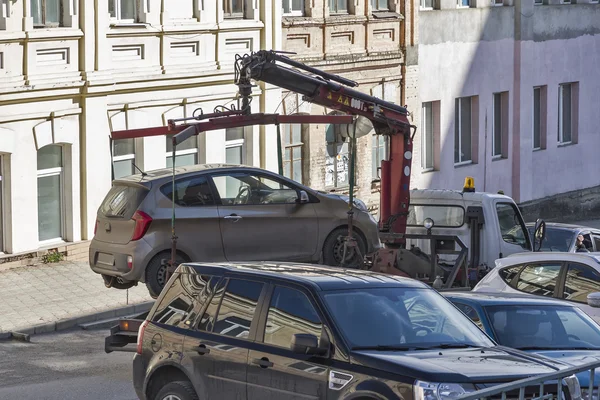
[1,301,154,341]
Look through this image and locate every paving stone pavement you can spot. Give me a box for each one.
[0,261,153,334]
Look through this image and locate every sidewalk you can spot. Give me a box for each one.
[0,261,153,334]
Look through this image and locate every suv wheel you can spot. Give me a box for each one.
[154,381,198,400]
[145,252,188,299]
[322,227,366,268]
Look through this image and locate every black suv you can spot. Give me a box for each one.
[107,262,580,400]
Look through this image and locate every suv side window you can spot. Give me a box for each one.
[197,278,226,332]
[515,263,562,297]
[212,279,264,339]
[212,173,299,206]
[263,286,323,348]
[160,175,216,207]
[151,273,214,329]
[562,263,600,304]
[453,302,484,330]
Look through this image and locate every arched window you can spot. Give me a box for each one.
[37,145,64,243]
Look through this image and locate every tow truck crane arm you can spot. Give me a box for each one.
[234,50,417,239]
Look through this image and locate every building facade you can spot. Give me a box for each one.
[0,0,281,258]
[412,0,600,205]
[279,0,419,215]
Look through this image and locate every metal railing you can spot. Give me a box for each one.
[457,360,600,400]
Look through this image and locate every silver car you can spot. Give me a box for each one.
[89,164,381,297]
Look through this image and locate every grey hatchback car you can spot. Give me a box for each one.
[89,164,381,298]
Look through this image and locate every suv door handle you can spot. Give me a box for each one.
[224,214,242,222]
[252,357,273,369]
[196,344,210,355]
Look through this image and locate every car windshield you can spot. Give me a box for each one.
[486,305,600,350]
[321,287,495,350]
[526,227,574,252]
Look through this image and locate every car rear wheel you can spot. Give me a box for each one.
[154,381,198,400]
[322,227,366,268]
[145,251,188,299]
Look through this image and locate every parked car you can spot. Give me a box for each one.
[472,251,600,323]
[106,261,582,400]
[89,164,380,298]
[525,222,600,253]
[443,291,600,398]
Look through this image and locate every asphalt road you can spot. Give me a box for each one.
[0,328,138,400]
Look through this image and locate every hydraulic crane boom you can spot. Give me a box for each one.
[234,50,417,241]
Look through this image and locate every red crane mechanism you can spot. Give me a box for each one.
[111,50,417,277]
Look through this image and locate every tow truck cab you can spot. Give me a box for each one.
[404,178,540,282]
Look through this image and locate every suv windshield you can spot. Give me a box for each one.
[486,305,600,350]
[321,287,494,350]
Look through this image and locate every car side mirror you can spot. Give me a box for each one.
[533,218,546,252]
[297,190,309,204]
[291,333,325,355]
[588,292,600,308]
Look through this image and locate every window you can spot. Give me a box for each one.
[197,278,227,332]
[283,0,304,15]
[31,0,61,27]
[166,134,198,168]
[160,175,216,207]
[593,235,600,250]
[325,124,350,188]
[562,263,600,304]
[457,0,470,6]
[499,265,523,285]
[492,92,507,158]
[493,0,503,5]
[533,87,542,150]
[329,0,348,14]
[263,287,323,348]
[151,273,217,330]
[496,202,531,250]
[407,204,464,227]
[371,0,389,10]
[420,0,433,8]
[454,96,473,164]
[112,139,136,179]
[372,135,387,180]
[225,127,245,165]
[580,233,594,252]
[223,0,244,18]
[109,0,137,22]
[282,124,303,184]
[213,279,264,338]
[534,0,543,4]
[486,305,600,350]
[558,83,573,144]
[515,263,562,297]
[422,102,434,170]
[453,302,484,330]
[99,185,148,219]
[212,173,299,206]
[37,145,64,243]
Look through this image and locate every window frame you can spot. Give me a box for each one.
[225,128,246,165]
[109,0,138,23]
[492,92,503,158]
[37,145,66,245]
[325,124,351,189]
[166,135,199,168]
[328,0,349,14]
[457,0,470,7]
[282,124,304,184]
[493,0,504,6]
[420,0,434,10]
[31,0,62,28]
[371,0,390,11]
[372,134,388,181]
[283,0,304,16]
[421,102,434,170]
[223,0,245,19]
[0,155,3,253]
[504,262,564,299]
[533,86,542,150]
[454,96,473,166]
[112,138,136,179]
[559,262,600,305]
[558,83,573,145]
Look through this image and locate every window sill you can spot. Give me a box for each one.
[558,141,576,148]
[421,167,435,173]
[492,155,507,161]
[25,27,83,39]
[109,22,149,28]
[454,160,473,168]
[371,11,402,19]
[419,7,435,11]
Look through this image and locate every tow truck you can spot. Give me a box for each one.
[110,50,546,290]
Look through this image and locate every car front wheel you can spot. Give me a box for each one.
[154,381,198,400]
[322,227,366,268]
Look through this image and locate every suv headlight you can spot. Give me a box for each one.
[414,381,475,400]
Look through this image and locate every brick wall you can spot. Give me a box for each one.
[0,241,90,271]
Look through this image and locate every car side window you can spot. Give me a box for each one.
[212,173,299,206]
[499,266,524,286]
[151,273,215,329]
[263,286,323,348]
[160,175,216,207]
[212,279,265,339]
[581,234,594,252]
[593,235,600,251]
[453,302,484,330]
[562,263,600,304]
[515,263,562,297]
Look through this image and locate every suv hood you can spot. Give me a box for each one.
[350,346,567,383]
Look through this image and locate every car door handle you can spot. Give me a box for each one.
[224,214,242,222]
[196,344,210,355]
[252,357,274,369]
